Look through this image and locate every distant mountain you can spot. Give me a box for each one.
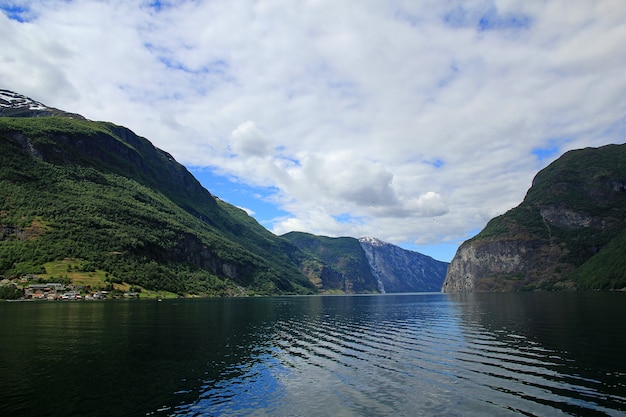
[442,144,626,292]
[281,232,379,293]
[1,90,447,296]
[359,237,447,292]
[282,232,448,293]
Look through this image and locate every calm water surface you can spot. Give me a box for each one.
[1,292,625,416]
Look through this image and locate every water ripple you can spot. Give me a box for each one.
[223,296,626,417]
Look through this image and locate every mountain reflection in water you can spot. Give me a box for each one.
[0,292,624,416]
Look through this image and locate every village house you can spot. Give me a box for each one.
[24,283,65,300]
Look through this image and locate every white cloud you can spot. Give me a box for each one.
[1,0,624,259]
[231,121,273,157]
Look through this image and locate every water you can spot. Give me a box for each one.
[0,292,625,416]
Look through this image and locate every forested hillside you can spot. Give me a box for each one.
[282,232,379,293]
[0,116,315,296]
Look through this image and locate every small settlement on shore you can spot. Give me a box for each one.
[0,278,139,300]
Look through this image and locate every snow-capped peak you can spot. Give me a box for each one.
[0,89,48,111]
[358,236,387,246]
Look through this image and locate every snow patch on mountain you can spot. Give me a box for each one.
[0,89,48,111]
[358,236,385,247]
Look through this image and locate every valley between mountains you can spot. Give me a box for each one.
[2,89,624,298]
[1,90,446,297]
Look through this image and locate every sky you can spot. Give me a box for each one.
[0,0,624,262]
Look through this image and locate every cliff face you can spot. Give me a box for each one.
[359,237,447,292]
[443,144,626,292]
[283,233,448,293]
[442,239,560,292]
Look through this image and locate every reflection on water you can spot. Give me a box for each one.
[455,292,626,415]
[1,293,625,417]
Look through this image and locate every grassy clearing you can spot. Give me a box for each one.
[137,289,178,299]
[43,258,108,287]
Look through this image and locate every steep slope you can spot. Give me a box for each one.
[442,144,626,292]
[283,232,448,293]
[0,92,315,295]
[282,232,379,293]
[359,237,448,292]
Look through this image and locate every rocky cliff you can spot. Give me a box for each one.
[283,232,448,293]
[359,237,447,292]
[442,144,626,292]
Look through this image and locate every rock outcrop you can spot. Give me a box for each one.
[443,144,626,292]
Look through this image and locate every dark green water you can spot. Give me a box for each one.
[1,292,625,416]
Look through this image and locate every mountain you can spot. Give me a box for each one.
[281,232,378,293]
[442,144,626,292]
[282,232,448,293]
[359,237,447,292]
[0,91,316,296]
[1,90,447,297]
[0,89,84,119]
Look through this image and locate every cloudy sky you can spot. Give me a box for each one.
[1,0,624,261]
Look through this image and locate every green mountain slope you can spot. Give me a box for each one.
[442,144,626,292]
[0,116,315,296]
[282,232,379,293]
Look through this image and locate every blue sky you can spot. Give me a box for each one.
[0,4,28,22]
[1,0,625,262]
